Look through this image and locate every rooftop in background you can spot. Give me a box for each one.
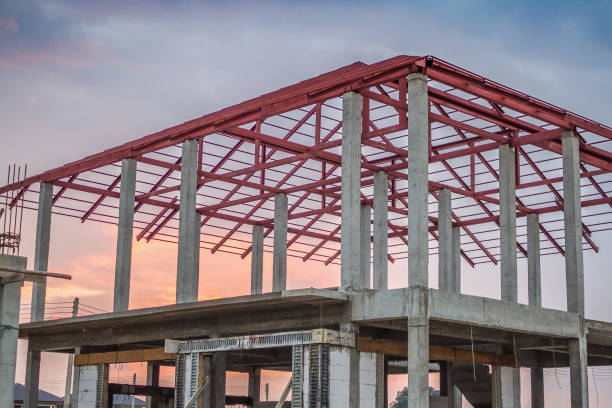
[13,383,62,404]
[112,394,146,407]
[1,55,611,267]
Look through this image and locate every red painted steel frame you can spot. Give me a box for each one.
[2,55,612,266]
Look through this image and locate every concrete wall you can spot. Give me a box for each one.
[359,352,377,408]
[329,347,351,407]
[75,365,99,408]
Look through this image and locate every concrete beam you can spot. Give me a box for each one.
[177,139,200,303]
[113,158,137,312]
[499,144,517,303]
[352,288,582,338]
[341,91,363,290]
[273,193,288,292]
[373,171,388,290]
[563,130,585,315]
[251,225,264,295]
[0,255,26,408]
[437,189,453,292]
[408,73,430,289]
[360,204,372,289]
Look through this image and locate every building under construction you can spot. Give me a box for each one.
[1,55,612,408]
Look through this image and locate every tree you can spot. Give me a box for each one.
[390,386,439,407]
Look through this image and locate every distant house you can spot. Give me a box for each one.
[13,383,64,408]
[112,394,146,408]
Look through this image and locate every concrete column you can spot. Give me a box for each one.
[24,347,41,408]
[0,255,26,408]
[360,204,372,289]
[569,333,588,408]
[563,130,585,315]
[25,182,53,408]
[251,225,264,294]
[499,144,517,302]
[341,91,363,290]
[32,181,52,321]
[71,348,81,408]
[407,73,429,288]
[146,362,160,408]
[202,355,213,406]
[248,367,261,403]
[349,347,360,407]
[492,366,520,408]
[375,354,385,408]
[373,171,388,290]
[408,287,429,408]
[177,139,200,303]
[452,226,461,293]
[437,189,452,291]
[527,213,544,407]
[527,213,542,307]
[113,158,137,312]
[211,353,227,408]
[443,363,462,408]
[272,193,288,292]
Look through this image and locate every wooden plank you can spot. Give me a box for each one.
[73,348,176,366]
[357,337,518,367]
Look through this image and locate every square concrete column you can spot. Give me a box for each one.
[492,366,521,408]
[408,287,430,408]
[569,332,589,407]
[146,362,160,408]
[251,224,264,294]
[451,226,461,293]
[24,347,42,408]
[441,363,462,408]
[248,367,261,403]
[375,353,385,408]
[273,193,288,292]
[113,158,137,312]
[527,213,544,407]
[32,181,52,321]
[437,188,453,292]
[341,91,363,290]
[25,182,53,408]
[373,171,388,290]
[211,353,227,408]
[0,255,26,408]
[499,144,517,303]
[407,73,429,288]
[407,73,430,408]
[360,204,372,289]
[177,139,200,303]
[563,130,585,315]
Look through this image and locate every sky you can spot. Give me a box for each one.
[1,0,612,406]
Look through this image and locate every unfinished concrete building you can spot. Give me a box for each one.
[1,55,612,408]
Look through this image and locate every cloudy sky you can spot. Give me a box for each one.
[2,0,612,406]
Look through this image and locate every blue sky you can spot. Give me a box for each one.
[2,1,612,406]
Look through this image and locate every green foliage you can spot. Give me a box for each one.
[390,386,439,407]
